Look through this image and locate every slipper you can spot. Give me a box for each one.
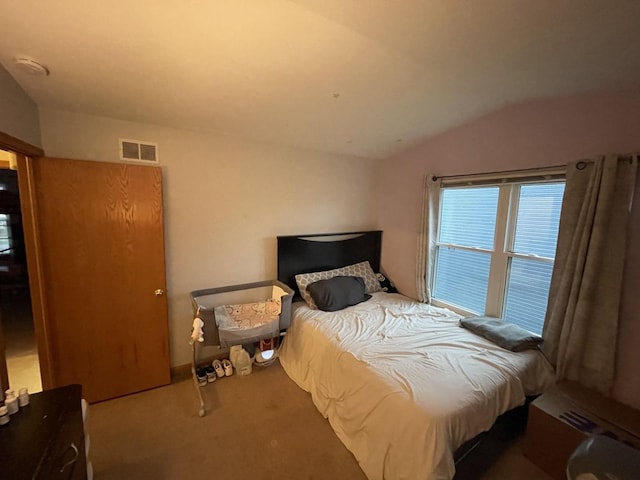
[212,359,225,378]
[222,359,233,377]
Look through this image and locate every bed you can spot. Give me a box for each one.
[276,231,554,480]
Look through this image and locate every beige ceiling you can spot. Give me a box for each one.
[2,0,639,159]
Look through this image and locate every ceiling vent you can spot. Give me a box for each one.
[119,139,158,163]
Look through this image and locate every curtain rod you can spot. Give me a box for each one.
[431,162,585,183]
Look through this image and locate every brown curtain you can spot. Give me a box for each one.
[543,154,638,394]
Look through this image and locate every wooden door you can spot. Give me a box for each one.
[0,308,8,393]
[33,157,170,402]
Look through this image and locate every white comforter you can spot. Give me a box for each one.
[279,293,554,480]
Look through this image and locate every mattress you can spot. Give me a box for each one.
[279,292,554,480]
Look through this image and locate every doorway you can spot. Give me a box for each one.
[0,149,41,394]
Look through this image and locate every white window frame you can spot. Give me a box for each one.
[430,172,565,323]
[0,213,12,253]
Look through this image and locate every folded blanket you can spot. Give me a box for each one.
[460,316,543,352]
[215,298,281,329]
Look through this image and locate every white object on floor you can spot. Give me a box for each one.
[229,345,243,368]
[212,359,225,378]
[257,349,274,362]
[236,349,252,376]
[222,359,233,376]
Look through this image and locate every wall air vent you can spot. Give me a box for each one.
[119,139,158,163]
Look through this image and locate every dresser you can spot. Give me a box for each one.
[0,384,88,479]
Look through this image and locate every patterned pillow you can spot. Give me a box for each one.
[295,261,381,309]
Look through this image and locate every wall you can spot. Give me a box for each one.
[378,89,640,409]
[0,64,41,147]
[39,108,380,366]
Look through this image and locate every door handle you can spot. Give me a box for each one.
[154,289,165,297]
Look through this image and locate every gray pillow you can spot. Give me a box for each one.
[460,316,543,352]
[307,276,372,312]
[295,261,381,309]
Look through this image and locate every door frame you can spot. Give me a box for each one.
[0,130,53,390]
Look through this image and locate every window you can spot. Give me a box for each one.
[0,213,11,253]
[432,180,565,334]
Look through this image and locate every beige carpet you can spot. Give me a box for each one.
[6,350,41,394]
[88,361,551,480]
[2,289,42,394]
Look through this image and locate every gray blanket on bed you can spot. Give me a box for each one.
[460,316,543,352]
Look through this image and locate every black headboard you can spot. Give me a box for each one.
[277,230,382,297]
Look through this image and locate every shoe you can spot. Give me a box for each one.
[212,359,225,378]
[205,366,217,383]
[196,368,207,387]
[222,359,233,377]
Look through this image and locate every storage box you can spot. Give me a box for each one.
[524,381,640,480]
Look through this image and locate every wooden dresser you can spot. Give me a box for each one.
[0,384,87,479]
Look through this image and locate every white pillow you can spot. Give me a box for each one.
[295,261,381,309]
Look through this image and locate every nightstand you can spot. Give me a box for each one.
[0,384,88,479]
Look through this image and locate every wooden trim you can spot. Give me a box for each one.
[0,308,9,394]
[170,363,194,383]
[0,131,44,158]
[16,154,53,389]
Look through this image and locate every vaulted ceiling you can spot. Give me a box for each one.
[2,1,639,159]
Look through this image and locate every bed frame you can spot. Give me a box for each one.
[277,230,382,298]
[276,230,531,479]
